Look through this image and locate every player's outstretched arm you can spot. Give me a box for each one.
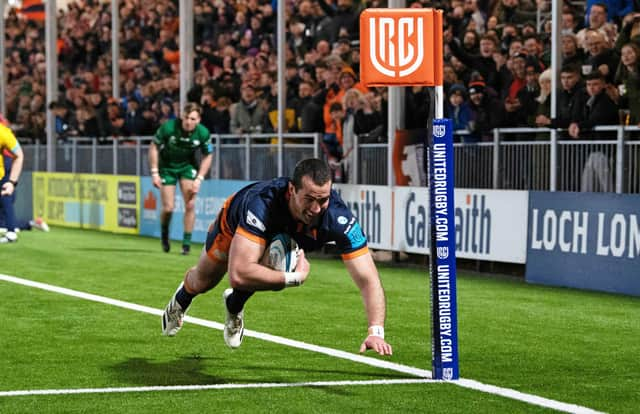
[344,252,393,356]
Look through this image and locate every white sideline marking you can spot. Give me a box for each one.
[0,274,604,414]
[0,379,434,397]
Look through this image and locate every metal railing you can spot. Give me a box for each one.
[23,133,321,180]
[19,126,640,194]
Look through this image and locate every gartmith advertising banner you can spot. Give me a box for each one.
[32,172,139,234]
[393,188,529,263]
[333,184,393,251]
[527,192,640,296]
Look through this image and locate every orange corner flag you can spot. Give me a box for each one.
[360,8,443,87]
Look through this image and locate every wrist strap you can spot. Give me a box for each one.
[8,180,18,187]
[284,272,303,287]
[368,325,385,339]
[195,175,205,182]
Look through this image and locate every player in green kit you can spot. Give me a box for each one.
[148,102,213,255]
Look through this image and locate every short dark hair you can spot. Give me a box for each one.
[292,158,332,189]
[591,2,608,13]
[329,102,343,113]
[584,71,604,81]
[561,63,580,74]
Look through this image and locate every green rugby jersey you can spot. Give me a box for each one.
[154,119,213,170]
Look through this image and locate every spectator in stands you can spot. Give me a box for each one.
[498,22,520,52]
[490,0,537,25]
[585,0,633,26]
[209,96,232,135]
[505,36,524,59]
[462,30,481,55]
[446,84,474,142]
[289,17,314,61]
[449,55,473,87]
[568,72,619,192]
[215,72,241,103]
[569,71,618,139]
[230,83,265,134]
[500,53,528,127]
[518,60,543,128]
[316,0,360,43]
[292,80,324,133]
[48,101,75,143]
[123,97,153,136]
[521,21,538,38]
[615,12,640,50]
[523,34,546,69]
[467,79,499,142]
[562,10,580,34]
[443,62,462,95]
[107,98,126,138]
[295,0,323,42]
[576,3,618,50]
[614,42,640,125]
[156,97,177,125]
[462,0,487,35]
[323,102,346,182]
[356,90,386,137]
[536,64,588,131]
[446,30,502,91]
[321,64,367,151]
[75,103,101,139]
[562,33,587,68]
[533,68,552,130]
[584,29,620,83]
[341,88,366,183]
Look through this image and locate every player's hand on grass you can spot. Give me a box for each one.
[359,335,393,356]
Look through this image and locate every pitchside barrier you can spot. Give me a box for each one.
[19,173,640,298]
[360,8,459,380]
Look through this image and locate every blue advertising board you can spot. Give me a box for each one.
[526,191,640,296]
[139,178,249,243]
[429,118,459,380]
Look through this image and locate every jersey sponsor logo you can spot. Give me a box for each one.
[337,216,348,225]
[346,222,366,248]
[246,210,266,232]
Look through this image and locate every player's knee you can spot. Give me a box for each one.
[162,202,175,213]
[185,198,196,211]
[185,267,208,293]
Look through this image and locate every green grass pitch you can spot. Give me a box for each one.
[0,227,638,413]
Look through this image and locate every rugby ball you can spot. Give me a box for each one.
[264,233,299,272]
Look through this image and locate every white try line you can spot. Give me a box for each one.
[0,274,604,414]
[0,379,434,397]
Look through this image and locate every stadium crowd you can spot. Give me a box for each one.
[3,0,640,157]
